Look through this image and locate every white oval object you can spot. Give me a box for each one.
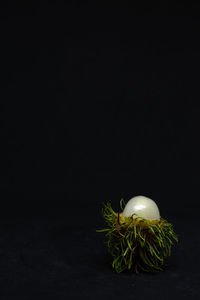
[121,195,160,220]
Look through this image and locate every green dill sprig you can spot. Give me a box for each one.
[97,201,178,274]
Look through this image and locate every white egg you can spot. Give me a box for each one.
[121,195,160,220]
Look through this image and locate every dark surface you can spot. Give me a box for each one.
[0,216,199,299]
[1,3,200,299]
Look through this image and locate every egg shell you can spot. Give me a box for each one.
[121,195,160,220]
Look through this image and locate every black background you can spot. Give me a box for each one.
[1,3,200,299]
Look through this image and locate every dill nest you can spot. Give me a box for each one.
[97,200,178,274]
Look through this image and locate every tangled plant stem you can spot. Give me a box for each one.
[97,200,178,273]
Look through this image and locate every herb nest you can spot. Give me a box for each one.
[97,199,178,273]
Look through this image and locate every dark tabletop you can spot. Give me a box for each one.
[0,214,199,300]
